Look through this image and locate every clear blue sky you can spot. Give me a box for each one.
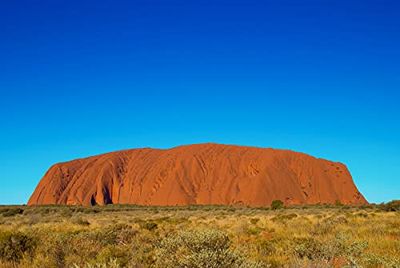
[0,0,399,204]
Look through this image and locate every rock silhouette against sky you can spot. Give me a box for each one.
[28,143,367,206]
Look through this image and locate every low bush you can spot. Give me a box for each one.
[293,237,326,260]
[155,229,261,268]
[71,217,90,226]
[0,231,36,264]
[250,218,260,225]
[0,207,24,217]
[140,221,158,231]
[381,200,400,212]
[292,233,368,266]
[271,200,284,210]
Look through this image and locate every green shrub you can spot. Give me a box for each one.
[250,218,260,225]
[271,200,284,210]
[0,207,24,217]
[72,217,90,226]
[155,229,261,268]
[0,231,37,263]
[246,226,263,236]
[293,234,368,265]
[381,200,400,212]
[293,235,347,262]
[293,237,325,260]
[140,221,158,231]
[335,200,343,206]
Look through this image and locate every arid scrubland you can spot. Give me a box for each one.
[0,202,399,268]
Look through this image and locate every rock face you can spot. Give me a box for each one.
[28,143,367,206]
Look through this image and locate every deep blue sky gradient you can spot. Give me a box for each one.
[0,0,399,204]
